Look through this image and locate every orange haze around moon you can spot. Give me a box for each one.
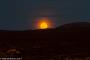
[34,18,53,29]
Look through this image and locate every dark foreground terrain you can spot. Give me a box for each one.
[0,22,90,60]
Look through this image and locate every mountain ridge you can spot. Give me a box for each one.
[0,22,90,32]
[0,22,90,57]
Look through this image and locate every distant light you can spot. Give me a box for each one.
[33,17,54,29]
[40,22,48,29]
[35,17,53,29]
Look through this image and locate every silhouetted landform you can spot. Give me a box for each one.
[0,22,90,59]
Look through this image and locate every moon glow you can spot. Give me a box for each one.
[40,22,48,29]
[35,17,53,29]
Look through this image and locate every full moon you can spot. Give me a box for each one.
[34,17,53,29]
[40,22,48,29]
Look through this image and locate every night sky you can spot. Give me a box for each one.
[0,0,90,30]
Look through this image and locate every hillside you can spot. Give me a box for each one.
[0,22,90,59]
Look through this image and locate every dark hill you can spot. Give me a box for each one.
[0,22,90,59]
[56,22,90,32]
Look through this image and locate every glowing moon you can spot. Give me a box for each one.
[40,22,48,29]
[34,17,53,29]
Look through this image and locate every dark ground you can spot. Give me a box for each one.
[0,22,90,60]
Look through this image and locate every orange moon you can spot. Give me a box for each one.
[35,18,53,29]
[40,22,48,29]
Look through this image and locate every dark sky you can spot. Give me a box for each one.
[0,0,90,30]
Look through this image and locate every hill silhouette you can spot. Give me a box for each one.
[0,22,90,59]
[56,22,90,31]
